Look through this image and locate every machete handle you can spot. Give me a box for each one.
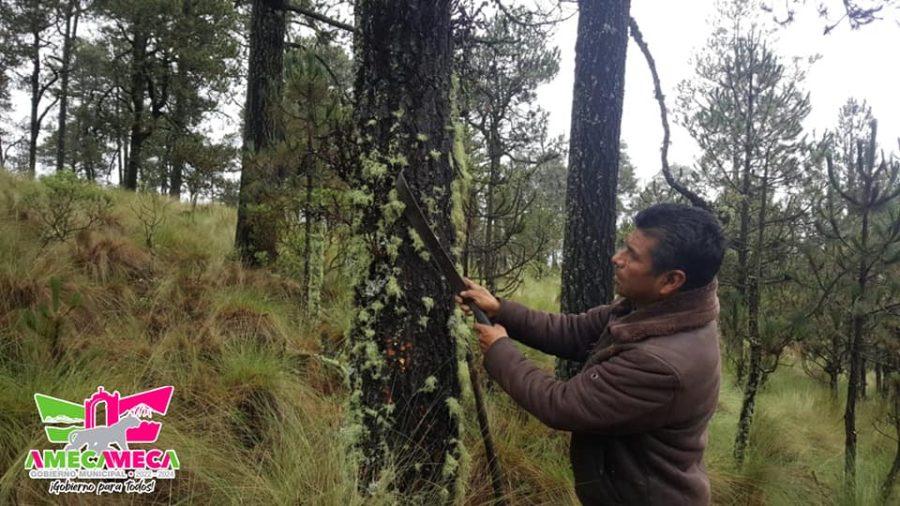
[464,298,493,326]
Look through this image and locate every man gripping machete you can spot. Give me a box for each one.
[455,203,726,505]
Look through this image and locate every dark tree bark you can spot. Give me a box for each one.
[734,164,770,463]
[123,21,148,190]
[348,0,463,499]
[828,327,843,398]
[234,0,286,265]
[55,0,80,172]
[860,355,868,399]
[167,0,193,198]
[844,207,869,483]
[28,19,57,178]
[28,27,41,177]
[557,0,631,379]
[876,358,883,396]
[881,378,899,505]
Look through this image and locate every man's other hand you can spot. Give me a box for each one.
[454,277,501,319]
[473,322,508,353]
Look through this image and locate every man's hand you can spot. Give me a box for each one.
[454,277,501,319]
[473,322,508,353]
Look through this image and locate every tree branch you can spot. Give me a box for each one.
[280,2,356,33]
[628,17,714,213]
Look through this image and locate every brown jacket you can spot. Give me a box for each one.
[483,281,721,505]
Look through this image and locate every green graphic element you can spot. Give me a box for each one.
[34,394,85,443]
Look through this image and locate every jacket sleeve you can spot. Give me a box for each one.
[491,298,612,362]
[483,337,678,434]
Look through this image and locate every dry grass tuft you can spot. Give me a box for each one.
[71,230,153,282]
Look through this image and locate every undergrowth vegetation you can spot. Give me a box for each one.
[0,171,894,504]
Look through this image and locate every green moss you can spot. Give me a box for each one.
[346,189,374,207]
[385,276,401,299]
[416,133,430,142]
[421,195,438,217]
[421,296,434,313]
[441,451,459,479]
[362,154,389,179]
[379,189,406,228]
[408,227,432,262]
[385,234,403,261]
[418,375,438,394]
[449,75,471,249]
[388,153,409,167]
[418,315,429,328]
[445,396,462,421]
[409,227,425,252]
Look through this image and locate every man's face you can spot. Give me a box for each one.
[612,229,668,306]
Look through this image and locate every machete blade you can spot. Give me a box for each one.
[395,170,491,325]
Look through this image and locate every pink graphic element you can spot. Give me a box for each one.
[82,386,174,443]
[85,387,120,429]
[29,450,43,467]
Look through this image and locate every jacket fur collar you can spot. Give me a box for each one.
[608,279,720,343]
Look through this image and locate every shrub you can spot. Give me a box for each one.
[23,171,113,245]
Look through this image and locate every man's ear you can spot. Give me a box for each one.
[659,270,686,296]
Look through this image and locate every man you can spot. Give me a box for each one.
[455,203,725,505]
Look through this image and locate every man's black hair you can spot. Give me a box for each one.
[634,203,725,291]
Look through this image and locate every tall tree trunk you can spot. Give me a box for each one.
[348,0,463,498]
[484,129,500,292]
[168,0,191,198]
[829,329,842,399]
[462,186,475,278]
[115,88,124,183]
[733,164,768,464]
[56,0,80,172]
[860,355,868,400]
[732,297,747,385]
[734,340,762,462]
[168,81,186,197]
[845,208,870,485]
[880,379,899,505]
[557,0,631,380]
[235,0,286,266]
[875,357,883,397]
[124,21,149,190]
[28,28,41,178]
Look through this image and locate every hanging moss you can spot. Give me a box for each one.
[385,275,402,299]
[384,234,403,261]
[441,450,459,480]
[438,73,475,499]
[379,189,406,231]
[449,74,471,257]
[408,228,432,262]
[419,375,439,394]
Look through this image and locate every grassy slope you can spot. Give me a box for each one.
[0,171,894,505]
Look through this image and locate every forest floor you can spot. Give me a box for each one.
[0,171,894,505]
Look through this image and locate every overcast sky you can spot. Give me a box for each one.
[536,1,900,183]
[5,1,898,184]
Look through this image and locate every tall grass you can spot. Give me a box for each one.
[0,170,894,504]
